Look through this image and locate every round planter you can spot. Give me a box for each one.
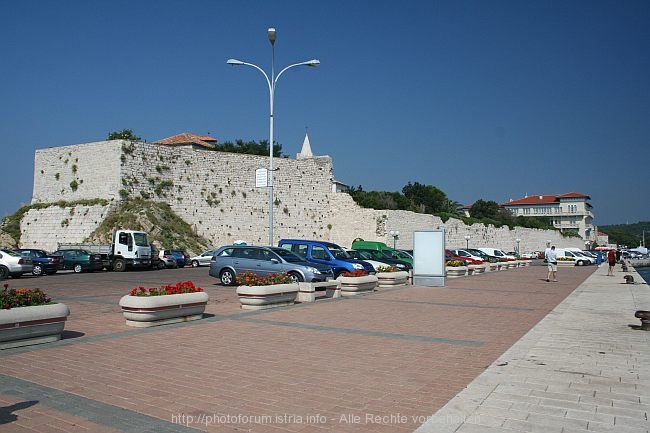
[376,271,409,287]
[445,266,467,278]
[119,292,209,327]
[236,283,298,310]
[487,262,498,272]
[0,303,70,349]
[337,275,378,295]
[468,264,486,275]
[507,261,518,269]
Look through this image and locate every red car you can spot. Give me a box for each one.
[445,249,483,265]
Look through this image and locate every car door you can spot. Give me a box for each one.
[233,247,259,275]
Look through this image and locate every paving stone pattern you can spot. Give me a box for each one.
[0,265,616,432]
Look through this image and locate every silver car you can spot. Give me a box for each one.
[189,250,215,267]
[209,245,334,286]
[0,249,33,279]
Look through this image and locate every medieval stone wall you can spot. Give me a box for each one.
[22,140,585,252]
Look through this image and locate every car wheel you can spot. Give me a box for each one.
[74,264,83,273]
[220,269,236,286]
[576,260,584,266]
[0,266,8,280]
[113,259,126,272]
[288,272,303,283]
[157,262,166,270]
[192,260,199,268]
[32,264,44,276]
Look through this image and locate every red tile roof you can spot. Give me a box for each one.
[502,192,590,206]
[153,133,217,149]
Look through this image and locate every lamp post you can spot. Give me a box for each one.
[227,28,320,246]
[464,235,470,249]
[516,238,521,257]
[389,230,400,249]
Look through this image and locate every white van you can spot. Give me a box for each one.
[554,248,594,266]
[477,248,516,261]
[564,248,596,265]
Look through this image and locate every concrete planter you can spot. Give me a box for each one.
[119,292,209,327]
[296,281,341,303]
[468,264,487,275]
[236,283,298,310]
[376,271,409,287]
[487,262,498,272]
[445,266,468,278]
[0,303,70,349]
[337,275,378,295]
[497,262,509,271]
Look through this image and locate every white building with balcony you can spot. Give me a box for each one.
[502,192,595,243]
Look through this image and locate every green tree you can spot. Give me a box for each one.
[469,199,501,220]
[108,129,141,141]
[214,139,285,157]
[401,182,448,214]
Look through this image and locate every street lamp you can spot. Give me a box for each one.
[516,238,521,257]
[227,28,320,246]
[464,235,470,249]
[389,230,400,249]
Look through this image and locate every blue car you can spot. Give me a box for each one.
[162,249,188,268]
[277,239,374,278]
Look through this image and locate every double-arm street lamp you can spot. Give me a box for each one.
[227,28,320,246]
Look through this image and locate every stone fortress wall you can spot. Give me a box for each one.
[22,140,585,253]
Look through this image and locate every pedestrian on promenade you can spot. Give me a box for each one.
[596,251,602,268]
[607,249,616,276]
[546,245,558,282]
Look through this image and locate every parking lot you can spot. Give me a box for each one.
[0,263,594,433]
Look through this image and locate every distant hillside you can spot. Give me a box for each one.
[599,221,650,248]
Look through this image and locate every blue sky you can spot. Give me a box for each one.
[1,0,648,226]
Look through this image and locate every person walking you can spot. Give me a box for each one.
[596,251,602,268]
[546,245,558,282]
[607,249,616,276]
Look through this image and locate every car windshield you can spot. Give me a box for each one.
[3,250,21,257]
[346,250,361,259]
[395,250,411,259]
[328,245,352,259]
[272,248,304,263]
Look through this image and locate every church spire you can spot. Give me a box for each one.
[297,131,313,159]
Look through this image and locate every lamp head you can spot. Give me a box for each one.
[227,59,245,66]
[305,59,320,67]
[268,28,276,45]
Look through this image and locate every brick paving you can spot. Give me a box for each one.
[1,264,594,432]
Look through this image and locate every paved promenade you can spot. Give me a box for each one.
[416,264,650,433]
[0,263,647,433]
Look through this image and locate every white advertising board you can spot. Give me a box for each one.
[412,230,445,287]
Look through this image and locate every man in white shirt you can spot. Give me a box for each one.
[546,245,558,282]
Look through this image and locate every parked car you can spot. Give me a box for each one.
[347,248,412,271]
[150,245,164,269]
[350,240,414,265]
[169,249,189,267]
[14,248,64,276]
[466,248,499,263]
[158,250,178,269]
[0,248,33,279]
[445,249,483,265]
[209,245,334,286]
[278,239,375,278]
[519,251,538,259]
[346,249,410,271]
[51,249,104,273]
[477,247,516,261]
[190,250,215,267]
[450,249,485,263]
